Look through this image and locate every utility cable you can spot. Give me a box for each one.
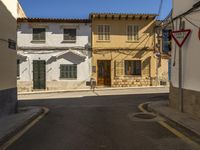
[157,0,164,20]
[183,16,200,28]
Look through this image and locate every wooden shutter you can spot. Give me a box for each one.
[133,25,139,41]
[104,25,110,40]
[33,28,45,41]
[64,29,76,41]
[127,25,133,41]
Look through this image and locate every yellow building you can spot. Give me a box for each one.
[90,13,158,87]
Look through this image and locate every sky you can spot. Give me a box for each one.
[19,0,172,20]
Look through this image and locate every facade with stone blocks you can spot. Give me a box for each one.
[91,13,159,87]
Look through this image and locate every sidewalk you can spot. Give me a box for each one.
[18,86,169,100]
[18,86,169,95]
[148,101,200,136]
[0,107,48,149]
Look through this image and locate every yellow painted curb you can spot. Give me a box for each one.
[138,102,200,150]
[0,107,49,150]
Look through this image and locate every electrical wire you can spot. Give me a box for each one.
[0,38,8,43]
[183,16,200,28]
[157,0,164,20]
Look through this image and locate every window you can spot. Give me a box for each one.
[125,60,141,75]
[64,29,76,41]
[127,25,139,41]
[17,59,20,77]
[32,28,46,41]
[162,29,172,53]
[97,25,110,41]
[60,64,77,79]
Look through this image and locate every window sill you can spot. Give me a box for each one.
[124,75,142,77]
[96,40,111,43]
[61,40,76,43]
[126,41,140,43]
[59,78,77,80]
[31,40,46,43]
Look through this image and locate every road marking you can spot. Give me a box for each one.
[138,103,200,150]
[158,120,200,149]
[0,107,49,150]
[138,102,150,113]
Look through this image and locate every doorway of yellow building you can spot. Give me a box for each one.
[97,60,111,86]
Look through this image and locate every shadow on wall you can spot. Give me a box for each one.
[142,56,151,69]
[93,19,155,36]
[47,52,86,64]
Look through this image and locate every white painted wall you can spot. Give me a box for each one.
[18,50,91,82]
[172,0,200,91]
[17,22,91,90]
[0,0,17,90]
[17,23,91,48]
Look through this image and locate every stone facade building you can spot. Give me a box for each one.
[90,13,158,87]
[17,18,92,92]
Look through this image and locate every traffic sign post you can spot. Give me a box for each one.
[171,29,191,112]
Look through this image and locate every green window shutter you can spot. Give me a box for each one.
[17,60,20,77]
[60,64,77,79]
[33,28,46,41]
[64,29,76,41]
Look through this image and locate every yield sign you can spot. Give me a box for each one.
[171,29,191,48]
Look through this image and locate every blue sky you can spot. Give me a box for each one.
[19,0,172,20]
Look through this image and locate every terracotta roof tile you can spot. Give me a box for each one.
[17,18,91,23]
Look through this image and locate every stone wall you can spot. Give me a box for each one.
[170,84,200,118]
[113,77,157,87]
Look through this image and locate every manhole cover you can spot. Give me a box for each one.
[134,113,156,119]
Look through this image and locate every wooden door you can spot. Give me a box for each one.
[33,60,46,89]
[97,60,111,86]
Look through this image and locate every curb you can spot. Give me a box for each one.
[139,102,200,149]
[18,86,169,95]
[0,107,49,150]
[147,103,200,138]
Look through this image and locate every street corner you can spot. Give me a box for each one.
[147,100,200,137]
[0,106,49,150]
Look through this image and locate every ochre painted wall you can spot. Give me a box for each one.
[92,18,156,49]
[91,16,157,86]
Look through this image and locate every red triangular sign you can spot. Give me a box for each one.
[171,29,191,48]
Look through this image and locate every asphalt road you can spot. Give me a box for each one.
[8,93,198,150]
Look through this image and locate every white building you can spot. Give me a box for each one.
[170,0,200,118]
[0,0,25,117]
[17,18,92,92]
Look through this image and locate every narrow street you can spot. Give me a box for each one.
[7,92,198,150]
